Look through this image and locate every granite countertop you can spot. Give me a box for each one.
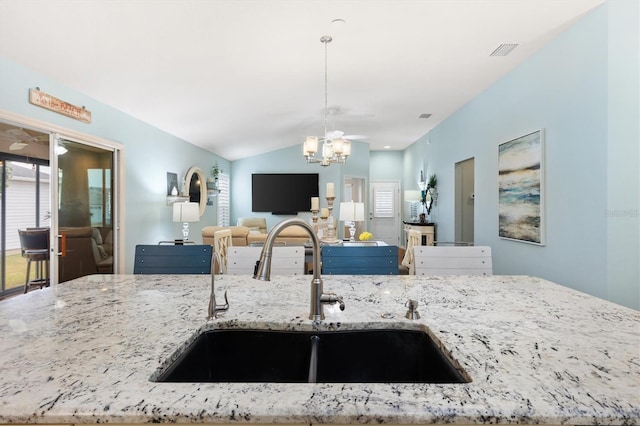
[0,274,638,424]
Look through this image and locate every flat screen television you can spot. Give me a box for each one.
[252,173,319,214]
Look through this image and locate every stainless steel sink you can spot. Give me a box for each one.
[153,329,470,383]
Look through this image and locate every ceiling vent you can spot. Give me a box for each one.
[490,43,519,56]
[418,113,432,119]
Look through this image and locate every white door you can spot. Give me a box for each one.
[369,180,400,246]
[455,158,475,244]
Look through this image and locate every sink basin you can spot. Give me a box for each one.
[154,329,470,383]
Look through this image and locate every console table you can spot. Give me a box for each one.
[403,222,435,246]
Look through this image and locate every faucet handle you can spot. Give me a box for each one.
[321,293,345,311]
[336,295,345,311]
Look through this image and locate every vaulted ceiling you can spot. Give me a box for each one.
[0,0,604,161]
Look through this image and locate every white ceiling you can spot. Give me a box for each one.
[0,0,604,161]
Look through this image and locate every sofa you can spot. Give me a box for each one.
[236,217,267,233]
[202,225,311,247]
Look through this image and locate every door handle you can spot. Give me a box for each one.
[57,233,66,257]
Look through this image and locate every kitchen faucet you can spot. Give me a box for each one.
[253,218,344,321]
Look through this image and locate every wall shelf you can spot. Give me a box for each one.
[166,195,189,206]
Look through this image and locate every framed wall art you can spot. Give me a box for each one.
[498,129,545,245]
[166,172,179,196]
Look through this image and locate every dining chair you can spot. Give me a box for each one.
[401,229,422,275]
[226,246,305,275]
[213,229,233,274]
[133,244,212,274]
[413,246,492,276]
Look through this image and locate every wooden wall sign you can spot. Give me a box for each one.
[29,88,92,123]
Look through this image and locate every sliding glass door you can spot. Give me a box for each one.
[0,117,121,296]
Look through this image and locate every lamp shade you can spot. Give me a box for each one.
[404,190,421,202]
[339,201,365,222]
[339,201,354,221]
[173,202,200,223]
[354,202,365,221]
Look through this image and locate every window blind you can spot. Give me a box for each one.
[373,187,394,218]
[217,174,230,226]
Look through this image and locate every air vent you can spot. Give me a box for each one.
[418,113,432,119]
[490,43,519,56]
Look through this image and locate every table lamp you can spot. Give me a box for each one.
[173,202,200,242]
[339,201,365,241]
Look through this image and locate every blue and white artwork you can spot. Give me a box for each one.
[498,130,544,245]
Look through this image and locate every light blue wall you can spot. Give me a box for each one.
[606,0,639,309]
[370,151,403,181]
[231,141,369,230]
[403,1,639,310]
[0,56,228,273]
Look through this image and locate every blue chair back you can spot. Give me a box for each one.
[134,244,212,274]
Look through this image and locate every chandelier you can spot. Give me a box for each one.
[303,35,351,166]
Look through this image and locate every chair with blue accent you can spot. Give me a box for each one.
[133,244,212,274]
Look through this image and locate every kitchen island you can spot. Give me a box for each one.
[0,274,638,424]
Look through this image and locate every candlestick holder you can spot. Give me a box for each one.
[310,208,319,235]
[323,196,340,243]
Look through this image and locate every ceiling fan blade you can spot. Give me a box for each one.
[9,141,28,150]
[326,130,368,140]
[325,130,344,139]
[6,128,31,139]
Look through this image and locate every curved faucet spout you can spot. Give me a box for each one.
[253,218,343,321]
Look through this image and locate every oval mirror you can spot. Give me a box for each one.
[184,166,207,216]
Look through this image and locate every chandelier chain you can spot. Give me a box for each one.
[323,36,330,141]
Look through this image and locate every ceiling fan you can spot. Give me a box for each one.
[3,128,49,151]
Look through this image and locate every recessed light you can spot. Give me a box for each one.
[384,145,391,149]
[331,18,346,24]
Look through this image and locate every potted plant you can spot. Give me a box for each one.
[423,174,437,216]
[209,163,222,190]
[427,173,437,190]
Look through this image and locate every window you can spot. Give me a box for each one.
[88,168,112,227]
[217,174,230,226]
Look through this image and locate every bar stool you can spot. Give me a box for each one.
[18,228,50,293]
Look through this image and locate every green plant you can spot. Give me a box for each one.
[211,163,222,180]
[427,173,437,189]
